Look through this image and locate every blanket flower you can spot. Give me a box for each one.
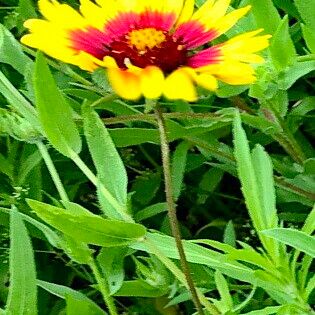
[22,0,271,101]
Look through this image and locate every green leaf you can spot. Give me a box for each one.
[61,235,93,265]
[249,0,281,34]
[97,247,127,294]
[34,52,81,157]
[278,61,315,89]
[0,24,32,75]
[114,280,165,297]
[66,295,106,315]
[109,128,159,147]
[233,112,278,256]
[294,0,315,30]
[262,228,315,258]
[17,211,62,248]
[17,149,42,185]
[301,24,315,53]
[214,271,233,310]
[273,0,300,19]
[302,204,315,235]
[82,105,127,220]
[172,142,190,201]
[270,16,296,70]
[0,153,13,180]
[223,221,236,247]
[0,71,40,130]
[37,280,106,315]
[27,199,146,247]
[135,203,167,221]
[131,172,161,206]
[242,306,282,315]
[251,145,278,230]
[6,208,37,315]
[132,233,255,284]
[18,0,37,21]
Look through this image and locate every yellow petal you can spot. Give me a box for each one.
[72,51,99,71]
[107,69,142,100]
[176,0,195,25]
[207,61,257,85]
[164,0,185,16]
[21,33,74,63]
[140,66,164,99]
[102,56,119,68]
[195,73,218,90]
[79,0,110,30]
[215,6,251,35]
[221,33,272,57]
[164,68,197,101]
[38,0,86,30]
[192,0,215,21]
[196,0,231,28]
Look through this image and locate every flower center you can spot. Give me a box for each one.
[127,28,166,51]
[71,25,188,73]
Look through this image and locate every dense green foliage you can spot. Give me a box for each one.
[0,0,314,314]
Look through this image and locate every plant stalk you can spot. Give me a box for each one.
[37,142,69,203]
[154,106,204,315]
[89,259,118,315]
[70,152,133,222]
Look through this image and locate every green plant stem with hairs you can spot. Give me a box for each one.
[89,259,118,315]
[37,141,70,203]
[37,143,118,315]
[154,105,205,315]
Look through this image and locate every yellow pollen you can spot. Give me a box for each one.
[127,28,166,51]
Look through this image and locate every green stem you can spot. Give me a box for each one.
[100,112,221,125]
[145,238,220,315]
[154,106,204,315]
[90,94,119,107]
[89,259,118,315]
[37,142,69,203]
[70,153,133,222]
[297,54,315,62]
[265,104,306,164]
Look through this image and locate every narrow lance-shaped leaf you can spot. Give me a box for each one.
[34,52,81,157]
[249,0,281,34]
[0,24,32,75]
[233,112,265,232]
[37,280,106,315]
[301,24,315,54]
[302,204,315,235]
[27,199,146,247]
[214,271,233,310]
[82,104,128,220]
[0,71,39,130]
[270,16,296,70]
[262,228,315,258]
[294,0,315,30]
[251,145,278,230]
[232,111,278,257]
[6,208,37,315]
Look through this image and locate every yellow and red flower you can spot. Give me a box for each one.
[22,0,271,101]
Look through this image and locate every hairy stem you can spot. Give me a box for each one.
[145,238,220,314]
[37,142,69,203]
[154,106,204,315]
[70,152,133,222]
[89,259,118,315]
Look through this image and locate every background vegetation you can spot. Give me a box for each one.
[0,0,314,314]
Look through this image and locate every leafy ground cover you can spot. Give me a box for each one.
[0,0,314,314]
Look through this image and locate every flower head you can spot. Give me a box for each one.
[22,0,271,101]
